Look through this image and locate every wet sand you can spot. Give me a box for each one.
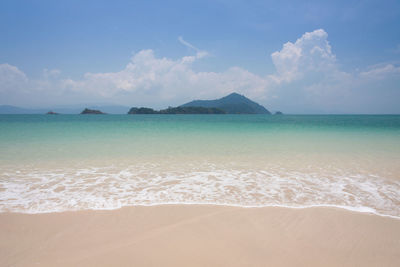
[1,205,399,267]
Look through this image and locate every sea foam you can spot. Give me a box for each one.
[1,163,399,218]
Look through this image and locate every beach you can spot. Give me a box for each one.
[1,205,400,267]
[2,1,400,265]
[1,114,399,266]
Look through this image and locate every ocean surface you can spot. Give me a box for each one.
[0,114,399,217]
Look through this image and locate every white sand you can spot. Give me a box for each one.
[1,205,400,267]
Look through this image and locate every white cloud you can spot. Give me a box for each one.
[178,36,199,51]
[265,29,400,113]
[60,49,266,105]
[269,29,336,83]
[1,30,399,113]
[359,64,400,78]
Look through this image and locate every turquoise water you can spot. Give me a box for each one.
[0,115,399,216]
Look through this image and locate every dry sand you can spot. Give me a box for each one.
[1,205,399,267]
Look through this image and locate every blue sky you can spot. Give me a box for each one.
[1,0,400,113]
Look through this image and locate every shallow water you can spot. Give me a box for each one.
[0,114,399,216]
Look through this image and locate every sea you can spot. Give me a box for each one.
[0,114,399,218]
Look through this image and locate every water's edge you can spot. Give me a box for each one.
[1,203,399,220]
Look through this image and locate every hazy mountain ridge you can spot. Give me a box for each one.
[0,105,130,114]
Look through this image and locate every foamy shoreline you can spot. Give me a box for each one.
[2,163,399,217]
[1,205,400,267]
[2,203,400,220]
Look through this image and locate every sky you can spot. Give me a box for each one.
[0,0,400,113]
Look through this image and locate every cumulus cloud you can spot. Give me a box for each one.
[0,30,399,113]
[55,48,267,106]
[270,29,336,83]
[265,29,400,113]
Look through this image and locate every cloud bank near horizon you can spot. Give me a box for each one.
[1,29,399,113]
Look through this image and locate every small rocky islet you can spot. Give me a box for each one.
[80,108,106,114]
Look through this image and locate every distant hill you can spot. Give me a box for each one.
[180,93,271,114]
[0,105,130,114]
[0,105,48,114]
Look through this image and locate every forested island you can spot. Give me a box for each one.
[80,108,106,114]
[128,93,271,114]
